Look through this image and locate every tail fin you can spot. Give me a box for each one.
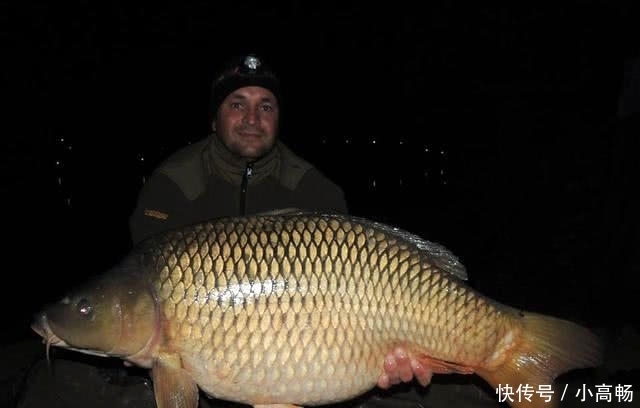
[476,312,603,408]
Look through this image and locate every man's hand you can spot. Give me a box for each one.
[377,347,433,389]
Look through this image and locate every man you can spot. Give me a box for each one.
[129,54,348,245]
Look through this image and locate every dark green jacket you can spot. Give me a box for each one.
[129,136,348,245]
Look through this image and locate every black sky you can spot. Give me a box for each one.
[2,2,639,341]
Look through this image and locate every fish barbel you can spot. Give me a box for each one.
[31,211,603,408]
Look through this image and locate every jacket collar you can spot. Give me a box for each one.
[204,134,280,185]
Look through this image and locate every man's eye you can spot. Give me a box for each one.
[231,102,242,109]
[261,104,273,112]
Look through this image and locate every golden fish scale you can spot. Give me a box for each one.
[147,215,515,405]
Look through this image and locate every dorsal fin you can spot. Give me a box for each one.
[253,208,306,216]
[359,216,468,281]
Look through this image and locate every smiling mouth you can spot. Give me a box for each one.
[239,132,262,138]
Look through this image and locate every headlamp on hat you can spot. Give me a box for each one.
[209,54,281,120]
[241,55,261,72]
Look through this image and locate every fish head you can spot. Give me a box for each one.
[32,268,157,360]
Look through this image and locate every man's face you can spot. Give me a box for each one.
[214,86,279,160]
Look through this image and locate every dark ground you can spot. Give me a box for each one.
[2,1,640,407]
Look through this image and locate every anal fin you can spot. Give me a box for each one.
[415,353,475,375]
[254,405,303,408]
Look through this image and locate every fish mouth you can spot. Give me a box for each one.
[31,313,111,359]
[31,313,70,362]
[32,313,69,348]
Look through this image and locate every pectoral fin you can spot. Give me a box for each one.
[152,353,199,408]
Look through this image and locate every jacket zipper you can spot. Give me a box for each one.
[239,163,253,215]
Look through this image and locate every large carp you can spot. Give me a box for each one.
[32,212,602,408]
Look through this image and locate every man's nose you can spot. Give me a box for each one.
[243,108,259,125]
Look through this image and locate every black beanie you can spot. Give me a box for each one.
[209,54,281,121]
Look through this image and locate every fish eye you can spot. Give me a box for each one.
[76,298,93,316]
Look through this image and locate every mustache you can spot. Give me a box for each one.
[235,125,265,135]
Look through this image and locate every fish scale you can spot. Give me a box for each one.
[32,212,603,408]
[144,214,505,405]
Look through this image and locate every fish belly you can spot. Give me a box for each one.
[175,308,387,405]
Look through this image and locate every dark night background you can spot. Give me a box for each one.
[2,0,639,380]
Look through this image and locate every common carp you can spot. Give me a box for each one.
[32,212,603,408]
